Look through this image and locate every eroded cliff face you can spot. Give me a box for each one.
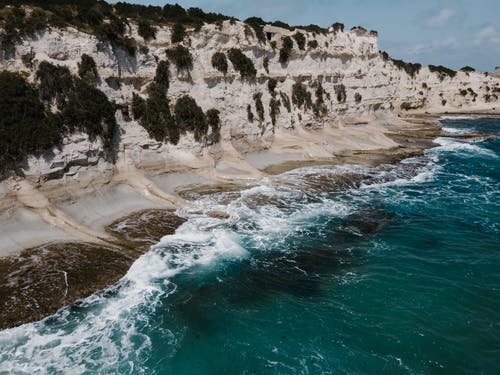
[1,20,499,188]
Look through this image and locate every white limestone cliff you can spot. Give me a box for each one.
[1,20,499,189]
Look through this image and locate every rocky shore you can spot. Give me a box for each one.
[0,115,466,330]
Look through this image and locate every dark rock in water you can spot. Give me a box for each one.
[0,242,132,330]
[338,207,394,237]
[107,209,187,249]
[178,183,243,202]
[440,131,496,142]
[0,209,186,330]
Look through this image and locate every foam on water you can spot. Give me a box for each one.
[441,126,473,134]
[433,137,497,157]
[439,114,500,120]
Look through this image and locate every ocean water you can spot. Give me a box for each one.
[0,117,499,374]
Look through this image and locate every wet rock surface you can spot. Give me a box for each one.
[0,209,185,330]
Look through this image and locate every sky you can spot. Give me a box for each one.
[127,0,500,71]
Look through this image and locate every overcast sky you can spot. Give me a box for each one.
[127,0,500,71]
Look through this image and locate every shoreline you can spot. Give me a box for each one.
[0,114,493,329]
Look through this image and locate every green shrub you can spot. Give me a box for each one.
[293,32,305,50]
[0,71,61,173]
[174,95,207,142]
[206,108,221,143]
[78,54,98,84]
[1,59,120,168]
[313,80,326,116]
[298,24,328,34]
[211,52,228,74]
[271,20,292,30]
[351,26,367,32]
[244,17,266,43]
[380,51,390,61]
[131,93,146,119]
[391,58,421,77]
[23,8,48,35]
[247,104,254,122]
[36,61,74,106]
[307,40,318,49]
[253,92,264,121]
[0,20,20,58]
[268,78,277,95]
[429,65,456,79]
[279,36,293,64]
[263,56,270,73]
[140,83,176,143]
[94,13,137,55]
[467,88,477,97]
[0,7,25,57]
[62,79,117,152]
[154,60,170,88]
[460,66,475,72]
[334,84,347,103]
[166,45,193,71]
[118,36,137,56]
[137,20,156,41]
[279,91,291,112]
[331,22,344,33]
[171,22,186,43]
[269,97,280,126]
[227,48,256,80]
[291,82,312,109]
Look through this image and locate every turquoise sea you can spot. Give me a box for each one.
[0,117,499,374]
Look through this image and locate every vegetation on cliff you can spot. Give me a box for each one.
[154,60,170,88]
[211,52,228,74]
[460,66,475,73]
[292,82,312,110]
[174,95,207,142]
[313,80,327,116]
[228,48,256,80]
[78,54,98,84]
[137,20,156,41]
[206,108,221,144]
[334,84,347,103]
[171,22,186,43]
[0,71,60,174]
[380,52,422,78]
[293,32,306,50]
[279,36,294,64]
[429,65,457,80]
[166,45,193,72]
[244,17,266,43]
[132,86,220,145]
[139,83,176,143]
[0,64,117,175]
[253,93,265,122]
[307,40,318,49]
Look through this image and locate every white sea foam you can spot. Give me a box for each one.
[433,137,497,157]
[441,126,473,135]
[440,114,499,120]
